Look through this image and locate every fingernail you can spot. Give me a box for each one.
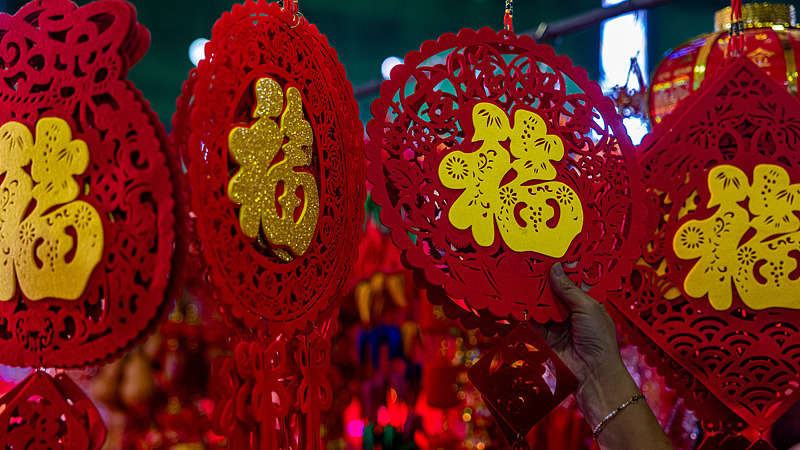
[552,262,565,278]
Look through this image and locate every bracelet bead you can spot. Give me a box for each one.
[592,392,647,439]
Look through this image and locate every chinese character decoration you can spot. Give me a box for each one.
[172,0,365,448]
[366,27,648,327]
[609,57,800,447]
[366,26,648,446]
[0,0,183,447]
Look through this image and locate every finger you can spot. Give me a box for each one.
[530,322,548,340]
[550,263,602,315]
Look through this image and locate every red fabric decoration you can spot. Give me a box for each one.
[295,334,332,450]
[696,434,751,450]
[467,323,578,443]
[423,357,463,410]
[611,57,800,431]
[0,371,106,450]
[174,0,365,336]
[212,340,292,449]
[353,218,405,283]
[0,0,178,367]
[747,440,778,450]
[366,28,647,327]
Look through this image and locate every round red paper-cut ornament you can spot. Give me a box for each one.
[650,3,800,124]
[0,0,179,367]
[366,28,648,327]
[175,0,365,336]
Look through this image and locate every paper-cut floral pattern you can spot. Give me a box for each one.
[0,118,103,301]
[674,164,800,310]
[439,103,583,257]
[228,76,318,258]
[367,28,647,325]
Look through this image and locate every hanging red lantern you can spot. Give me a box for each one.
[650,3,800,124]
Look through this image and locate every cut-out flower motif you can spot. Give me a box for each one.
[674,164,800,310]
[443,155,469,181]
[0,118,103,302]
[228,77,319,258]
[438,103,583,257]
[677,225,705,250]
[499,186,518,207]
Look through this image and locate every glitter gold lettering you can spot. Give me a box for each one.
[228,77,319,257]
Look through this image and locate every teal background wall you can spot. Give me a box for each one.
[4,0,748,125]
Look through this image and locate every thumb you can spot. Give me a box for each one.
[550,263,598,315]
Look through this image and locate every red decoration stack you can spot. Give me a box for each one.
[171,1,365,447]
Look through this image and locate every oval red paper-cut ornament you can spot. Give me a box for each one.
[0,0,179,368]
[175,0,365,336]
[366,28,648,327]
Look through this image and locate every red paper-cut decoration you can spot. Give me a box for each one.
[468,323,578,444]
[0,371,106,450]
[696,434,727,450]
[697,434,752,450]
[295,334,332,450]
[423,357,463,410]
[366,28,647,327]
[0,0,178,367]
[174,0,365,336]
[611,57,800,431]
[212,339,292,449]
[52,373,107,448]
[608,292,742,431]
[747,440,778,450]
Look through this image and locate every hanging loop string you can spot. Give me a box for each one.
[728,0,743,58]
[282,0,303,28]
[504,0,514,32]
[282,0,298,14]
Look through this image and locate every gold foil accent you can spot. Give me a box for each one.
[747,47,778,67]
[779,31,799,95]
[694,31,725,90]
[228,77,319,257]
[715,3,796,32]
[0,118,104,301]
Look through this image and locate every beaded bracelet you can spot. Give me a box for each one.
[592,393,646,439]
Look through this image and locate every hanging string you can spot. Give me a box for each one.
[282,0,299,15]
[504,0,514,32]
[728,0,744,58]
[281,0,303,28]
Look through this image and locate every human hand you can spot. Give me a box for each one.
[536,263,638,426]
[535,263,673,450]
[535,263,625,386]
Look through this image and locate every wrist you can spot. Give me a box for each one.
[574,358,640,429]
